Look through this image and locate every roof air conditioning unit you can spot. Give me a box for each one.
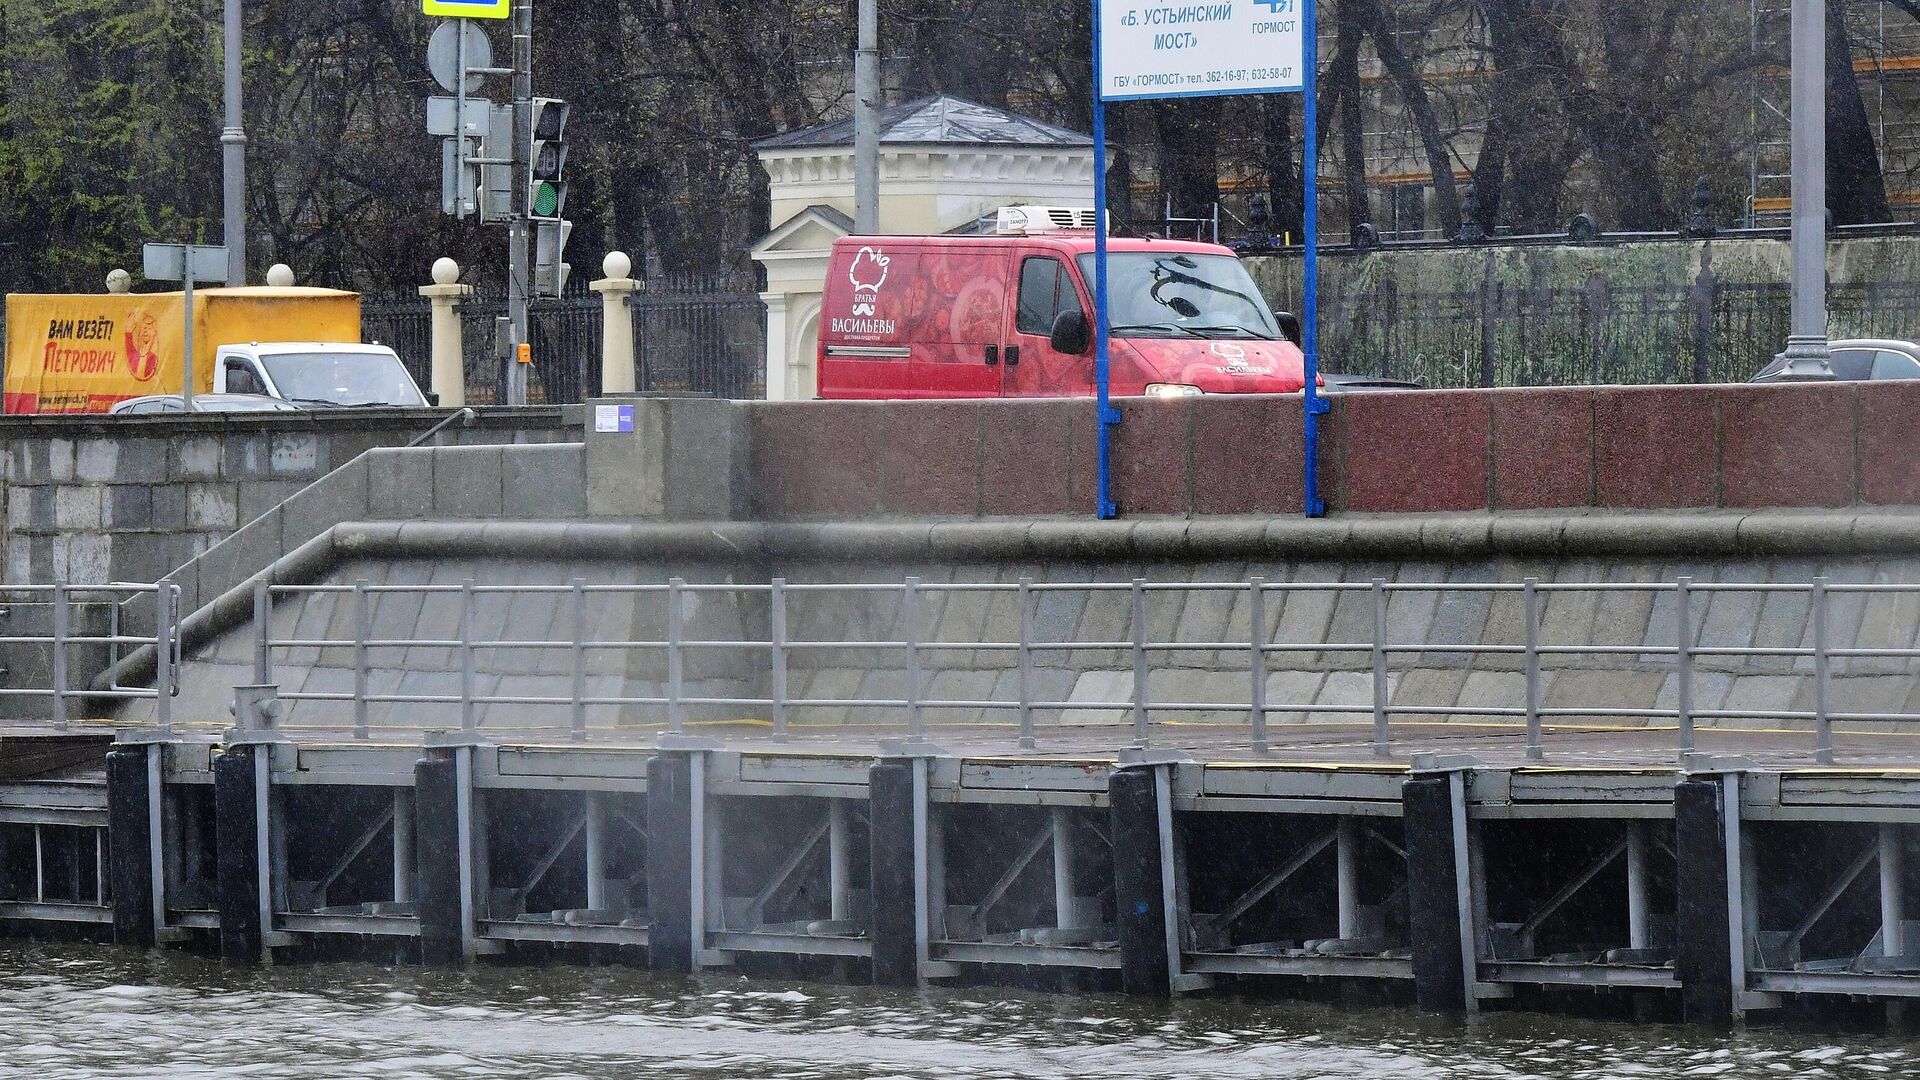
[995,205,1101,234]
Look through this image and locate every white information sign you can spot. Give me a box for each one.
[1096,0,1303,100]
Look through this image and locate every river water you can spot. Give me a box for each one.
[0,942,1912,1079]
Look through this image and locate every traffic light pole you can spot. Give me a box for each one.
[505,0,533,405]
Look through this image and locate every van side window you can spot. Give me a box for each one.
[1017,257,1073,336]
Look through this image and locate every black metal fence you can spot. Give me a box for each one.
[1245,237,1920,388]
[1318,277,1793,388]
[363,273,765,404]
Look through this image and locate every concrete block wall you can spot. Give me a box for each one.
[166,442,588,627]
[743,381,1920,519]
[0,409,576,588]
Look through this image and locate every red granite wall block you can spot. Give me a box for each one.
[1593,385,1719,509]
[748,400,888,519]
[877,401,984,516]
[1491,387,1594,510]
[1338,389,1491,512]
[1718,382,1855,508]
[1189,394,1306,515]
[1857,381,1920,506]
[978,398,1087,516]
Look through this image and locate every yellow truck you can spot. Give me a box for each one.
[4,286,427,413]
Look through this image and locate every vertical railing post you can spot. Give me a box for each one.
[252,577,272,685]
[154,584,175,737]
[770,578,789,741]
[1131,578,1149,748]
[1813,575,1833,765]
[1017,576,1036,750]
[667,577,686,735]
[459,578,477,732]
[570,577,587,741]
[1675,576,1695,755]
[353,579,371,740]
[902,576,922,738]
[1371,578,1389,756]
[1524,577,1542,761]
[50,580,69,731]
[1248,577,1268,754]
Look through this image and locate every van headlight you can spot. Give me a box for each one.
[1145,383,1203,398]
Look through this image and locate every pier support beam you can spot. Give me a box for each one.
[1110,764,1171,997]
[1405,768,1476,1013]
[868,759,918,986]
[1052,806,1078,929]
[584,792,608,912]
[828,798,852,922]
[1336,816,1361,939]
[1882,824,1906,958]
[1676,772,1748,1025]
[1627,821,1652,950]
[106,745,159,947]
[393,789,414,905]
[414,753,464,965]
[213,743,270,963]
[646,753,696,973]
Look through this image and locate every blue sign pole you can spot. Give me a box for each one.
[1090,0,1118,520]
[1300,0,1326,517]
[1089,0,1316,519]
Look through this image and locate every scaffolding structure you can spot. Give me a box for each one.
[1749,0,1920,226]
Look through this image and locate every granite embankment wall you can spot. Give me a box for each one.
[746,381,1915,519]
[0,408,576,586]
[107,383,1920,735]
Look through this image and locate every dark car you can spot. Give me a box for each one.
[1750,339,1920,382]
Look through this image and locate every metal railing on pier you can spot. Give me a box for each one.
[1,582,181,731]
[178,574,1920,765]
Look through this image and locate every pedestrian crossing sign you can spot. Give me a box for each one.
[423,0,509,19]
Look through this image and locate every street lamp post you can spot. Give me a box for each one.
[221,0,247,286]
[852,0,879,233]
[1777,0,1836,379]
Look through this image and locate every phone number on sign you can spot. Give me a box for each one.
[1202,66,1293,83]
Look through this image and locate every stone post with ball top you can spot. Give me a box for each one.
[590,251,643,395]
[420,258,474,407]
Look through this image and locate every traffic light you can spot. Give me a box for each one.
[534,218,572,297]
[528,97,570,221]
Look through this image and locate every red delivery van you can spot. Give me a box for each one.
[817,219,1310,399]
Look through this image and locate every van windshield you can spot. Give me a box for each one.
[1075,252,1280,339]
[260,351,426,407]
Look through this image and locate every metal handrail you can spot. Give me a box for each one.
[221,572,1920,764]
[0,582,180,734]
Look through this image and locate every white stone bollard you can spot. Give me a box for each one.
[589,251,643,394]
[419,257,473,407]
